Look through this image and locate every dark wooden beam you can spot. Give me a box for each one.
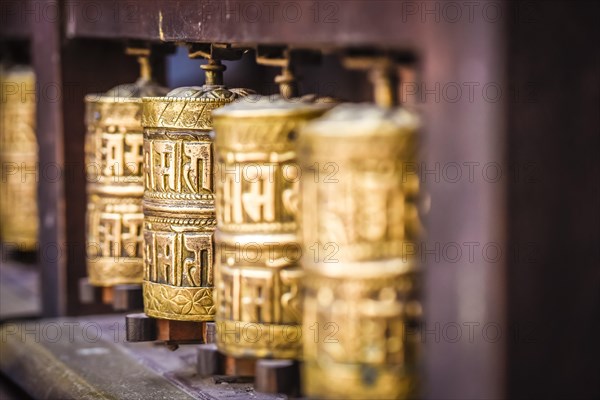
[0,0,32,40]
[421,3,507,399]
[32,0,67,317]
[506,1,600,398]
[64,0,426,49]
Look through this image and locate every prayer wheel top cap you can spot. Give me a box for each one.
[165,85,253,100]
[104,78,168,98]
[301,103,420,137]
[86,78,168,102]
[0,64,33,76]
[141,85,255,131]
[212,94,336,118]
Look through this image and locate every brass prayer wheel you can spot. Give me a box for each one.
[84,51,168,287]
[212,96,334,359]
[0,65,38,251]
[141,59,252,321]
[299,104,422,399]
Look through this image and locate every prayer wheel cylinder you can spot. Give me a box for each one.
[141,84,251,321]
[212,96,335,359]
[298,104,422,399]
[0,65,38,251]
[85,78,168,287]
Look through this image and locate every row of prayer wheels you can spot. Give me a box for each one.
[1,44,422,398]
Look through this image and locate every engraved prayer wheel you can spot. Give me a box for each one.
[84,53,168,287]
[212,96,334,359]
[0,65,38,251]
[299,104,422,399]
[141,60,252,321]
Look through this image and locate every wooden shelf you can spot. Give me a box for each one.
[0,315,268,399]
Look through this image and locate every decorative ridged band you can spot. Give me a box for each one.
[142,97,235,130]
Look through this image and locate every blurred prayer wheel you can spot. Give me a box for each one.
[84,50,168,287]
[212,96,335,359]
[141,58,252,321]
[299,104,422,399]
[0,65,38,251]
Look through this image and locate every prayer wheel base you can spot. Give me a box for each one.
[0,245,37,264]
[255,359,301,397]
[79,278,143,312]
[196,346,257,381]
[196,344,224,377]
[157,319,205,347]
[222,356,256,378]
[79,277,103,305]
[125,314,212,346]
[126,313,157,342]
[113,285,144,311]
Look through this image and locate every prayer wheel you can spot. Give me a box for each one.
[0,65,38,251]
[299,104,422,399]
[141,59,252,321]
[212,95,335,359]
[84,51,168,287]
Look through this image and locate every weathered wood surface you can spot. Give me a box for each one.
[0,314,283,399]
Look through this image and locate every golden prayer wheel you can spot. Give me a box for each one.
[84,51,168,287]
[141,59,252,321]
[0,65,38,251]
[212,96,335,359]
[299,104,422,399]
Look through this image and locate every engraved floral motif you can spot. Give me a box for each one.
[143,282,215,321]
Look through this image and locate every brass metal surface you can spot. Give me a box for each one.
[299,104,421,399]
[84,57,168,287]
[141,62,252,321]
[212,96,334,359]
[0,65,38,251]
